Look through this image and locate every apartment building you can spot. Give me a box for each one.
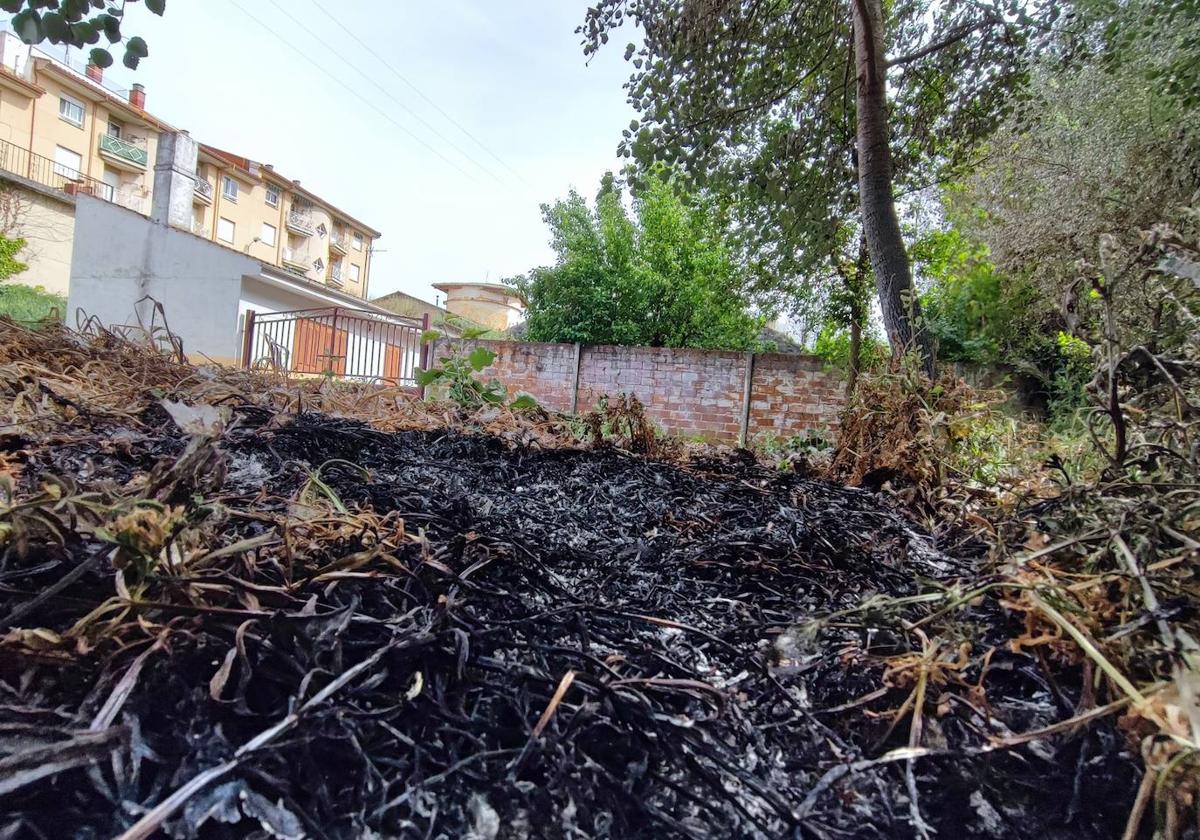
[0,31,379,300]
[191,145,378,298]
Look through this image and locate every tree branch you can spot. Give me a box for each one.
[885,17,997,67]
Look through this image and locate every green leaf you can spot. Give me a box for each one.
[12,9,44,44]
[43,12,71,44]
[124,35,148,57]
[0,1,25,15]
[467,347,496,372]
[419,329,441,345]
[99,13,121,43]
[145,0,166,14]
[413,367,440,387]
[88,47,113,68]
[509,393,540,411]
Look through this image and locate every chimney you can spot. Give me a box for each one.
[151,130,198,231]
[85,61,102,83]
[129,82,145,110]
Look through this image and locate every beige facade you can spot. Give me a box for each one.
[192,147,379,300]
[432,282,526,332]
[0,32,380,302]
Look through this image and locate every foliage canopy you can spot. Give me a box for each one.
[3,0,162,70]
[515,173,766,350]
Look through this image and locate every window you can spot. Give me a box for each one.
[352,232,363,251]
[53,146,82,179]
[348,264,361,284]
[100,167,119,202]
[313,258,324,272]
[106,120,122,139]
[221,176,238,202]
[316,223,327,238]
[58,95,84,127]
[265,185,280,207]
[260,222,276,247]
[217,217,235,244]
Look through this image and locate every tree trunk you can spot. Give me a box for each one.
[847,312,862,395]
[850,0,935,376]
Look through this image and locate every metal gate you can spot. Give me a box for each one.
[242,307,430,387]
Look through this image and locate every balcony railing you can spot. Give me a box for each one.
[193,177,213,202]
[0,137,116,203]
[98,133,148,169]
[330,231,348,255]
[286,210,314,236]
[327,263,343,285]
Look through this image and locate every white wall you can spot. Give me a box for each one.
[68,195,258,362]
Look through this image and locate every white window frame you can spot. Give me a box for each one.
[217,217,235,244]
[348,263,360,284]
[53,145,82,179]
[221,176,238,202]
[352,232,363,251]
[260,222,276,247]
[106,119,122,139]
[59,95,85,127]
[265,184,280,207]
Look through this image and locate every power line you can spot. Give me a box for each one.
[223,0,475,181]
[259,0,506,184]
[303,0,526,184]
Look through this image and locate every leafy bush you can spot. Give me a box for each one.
[0,283,64,324]
[812,323,888,371]
[415,341,538,411]
[515,172,767,350]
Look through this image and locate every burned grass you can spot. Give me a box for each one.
[0,321,1155,838]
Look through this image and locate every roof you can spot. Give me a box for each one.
[371,289,450,317]
[257,264,413,319]
[33,58,174,132]
[433,281,523,296]
[0,63,43,96]
[199,142,382,238]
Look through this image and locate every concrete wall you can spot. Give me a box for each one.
[432,338,845,444]
[67,195,257,363]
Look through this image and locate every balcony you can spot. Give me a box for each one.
[280,246,310,275]
[191,218,209,238]
[329,231,348,255]
[326,263,343,287]
[193,177,213,205]
[285,210,314,237]
[98,133,148,171]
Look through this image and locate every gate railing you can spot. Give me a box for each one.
[242,306,430,387]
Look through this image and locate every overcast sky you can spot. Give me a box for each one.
[96,0,638,304]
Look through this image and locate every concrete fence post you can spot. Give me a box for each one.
[570,343,583,414]
[738,351,756,447]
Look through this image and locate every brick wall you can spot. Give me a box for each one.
[431,339,577,413]
[428,338,844,444]
[747,353,843,442]
[578,345,748,441]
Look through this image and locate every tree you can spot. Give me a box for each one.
[515,172,767,350]
[3,0,163,70]
[959,0,1200,339]
[580,0,1052,374]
